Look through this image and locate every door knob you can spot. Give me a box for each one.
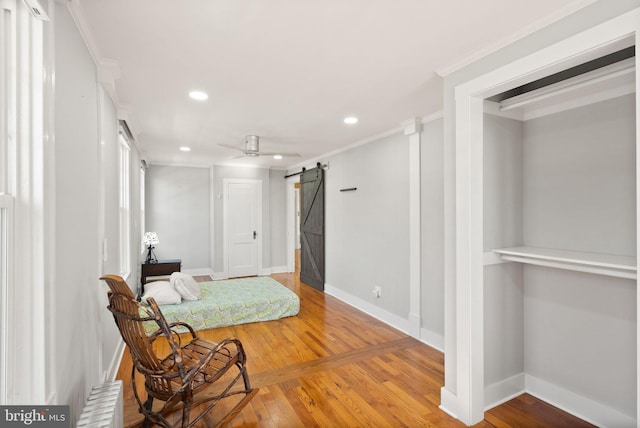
[253,231,257,239]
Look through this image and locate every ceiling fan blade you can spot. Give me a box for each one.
[218,143,246,153]
[253,151,301,157]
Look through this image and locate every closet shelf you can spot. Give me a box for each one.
[492,246,637,279]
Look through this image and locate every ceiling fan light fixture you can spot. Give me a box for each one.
[189,90,208,101]
[343,116,358,125]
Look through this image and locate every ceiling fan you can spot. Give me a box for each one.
[219,135,301,158]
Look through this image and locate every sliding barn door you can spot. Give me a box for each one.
[300,167,325,290]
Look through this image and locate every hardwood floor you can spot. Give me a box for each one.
[116,272,594,427]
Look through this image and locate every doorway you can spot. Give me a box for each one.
[299,166,325,290]
[223,179,262,278]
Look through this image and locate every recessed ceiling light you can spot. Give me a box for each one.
[344,116,358,125]
[273,154,283,160]
[189,90,208,101]
[179,146,191,152]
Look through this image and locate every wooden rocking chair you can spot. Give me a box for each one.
[101,275,258,427]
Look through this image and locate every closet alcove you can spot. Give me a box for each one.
[484,47,636,425]
[444,11,640,427]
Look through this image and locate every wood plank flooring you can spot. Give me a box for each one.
[115,272,595,427]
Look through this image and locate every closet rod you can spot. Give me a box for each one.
[500,57,635,111]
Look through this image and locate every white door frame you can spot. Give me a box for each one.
[285,175,300,273]
[222,178,262,278]
[444,9,640,426]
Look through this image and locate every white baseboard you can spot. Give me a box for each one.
[324,283,445,352]
[269,265,291,274]
[214,271,228,279]
[107,338,125,382]
[525,374,636,428]
[324,283,412,335]
[439,386,458,419]
[480,373,635,427]
[419,327,444,352]
[484,373,526,410]
[182,267,215,277]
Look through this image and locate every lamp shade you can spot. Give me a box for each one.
[143,232,159,246]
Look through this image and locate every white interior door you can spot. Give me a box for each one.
[224,179,261,278]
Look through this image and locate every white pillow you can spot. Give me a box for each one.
[141,281,182,305]
[170,272,201,301]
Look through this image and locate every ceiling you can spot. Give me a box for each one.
[72,0,593,169]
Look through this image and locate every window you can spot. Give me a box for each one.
[119,132,131,276]
[0,0,16,404]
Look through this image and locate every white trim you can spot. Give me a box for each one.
[484,373,526,411]
[325,282,443,353]
[269,265,290,274]
[0,198,13,405]
[209,167,215,281]
[439,387,459,419]
[287,112,443,173]
[325,283,412,334]
[436,0,598,77]
[525,374,635,428]
[7,1,48,403]
[285,175,298,274]
[447,8,640,426]
[405,117,422,338]
[419,327,444,353]
[106,338,125,383]
[182,267,215,277]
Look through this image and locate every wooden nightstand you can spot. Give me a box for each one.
[141,259,182,292]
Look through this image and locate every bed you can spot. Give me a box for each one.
[143,276,300,334]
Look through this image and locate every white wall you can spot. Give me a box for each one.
[49,3,142,422]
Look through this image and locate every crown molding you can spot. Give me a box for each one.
[286,111,443,173]
[436,0,597,77]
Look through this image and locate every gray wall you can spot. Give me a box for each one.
[146,166,211,268]
[145,165,288,275]
[483,114,524,388]
[325,132,410,319]
[521,95,636,417]
[269,169,288,269]
[421,118,445,342]
[523,94,636,255]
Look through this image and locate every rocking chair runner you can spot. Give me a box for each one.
[101,275,257,427]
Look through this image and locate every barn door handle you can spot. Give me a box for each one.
[253,231,257,239]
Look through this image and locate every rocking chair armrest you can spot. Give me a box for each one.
[166,322,197,339]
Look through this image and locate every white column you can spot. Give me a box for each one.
[404,117,422,338]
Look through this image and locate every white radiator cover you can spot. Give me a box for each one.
[77,380,123,428]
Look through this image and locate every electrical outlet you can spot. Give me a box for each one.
[373,286,382,298]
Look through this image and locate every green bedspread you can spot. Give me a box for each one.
[143,276,300,334]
